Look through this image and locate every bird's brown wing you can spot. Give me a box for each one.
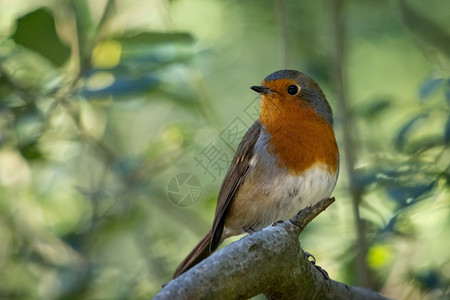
[210,120,262,251]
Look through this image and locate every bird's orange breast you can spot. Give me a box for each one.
[258,94,339,175]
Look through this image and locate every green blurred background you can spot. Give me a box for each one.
[0,0,449,299]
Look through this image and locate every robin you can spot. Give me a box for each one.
[173,69,339,278]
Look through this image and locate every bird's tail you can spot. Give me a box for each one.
[173,230,213,278]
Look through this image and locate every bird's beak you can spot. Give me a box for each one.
[250,85,271,94]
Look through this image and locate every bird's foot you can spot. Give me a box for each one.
[245,227,256,234]
[303,249,330,280]
[272,220,284,226]
[303,250,316,263]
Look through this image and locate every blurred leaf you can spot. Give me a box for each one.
[395,113,428,150]
[81,74,159,98]
[380,212,416,237]
[446,79,450,104]
[387,181,435,208]
[12,8,71,67]
[381,214,400,235]
[113,32,194,46]
[91,40,193,75]
[410,268,447,293]
[3,103,28,117]
[19,140,44,161]
[55,265,92,300]
[441,171,450,188]
[112,157,143,179]
[445,116,450,143]
[13,104,43,144]
[403,134,446,155]
[355,98,391,119]
[354,167,397,188]
[419,78,444,100]
[158,85,198,107]
[121,48,191,72]
[0,73,14,98]
[94,47,192,78]
[399,0,450,59]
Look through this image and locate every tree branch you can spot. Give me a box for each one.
[155,198,388,300]
[327,0,373,287]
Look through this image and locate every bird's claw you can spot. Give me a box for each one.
[272,220,284,226]
[303,250,316,264]
[302,250,330,280]
[245,227,256,234]
[314,265,330,280]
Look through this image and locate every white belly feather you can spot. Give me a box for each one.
[222,128,338,236]
[247,155,338,231]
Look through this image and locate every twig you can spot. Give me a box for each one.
[289,197,335,230]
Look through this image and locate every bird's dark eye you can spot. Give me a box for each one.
[287,85,299,95]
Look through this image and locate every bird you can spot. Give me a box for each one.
[173,69,339,278]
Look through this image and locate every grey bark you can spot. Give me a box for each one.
[154,198,389,300]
